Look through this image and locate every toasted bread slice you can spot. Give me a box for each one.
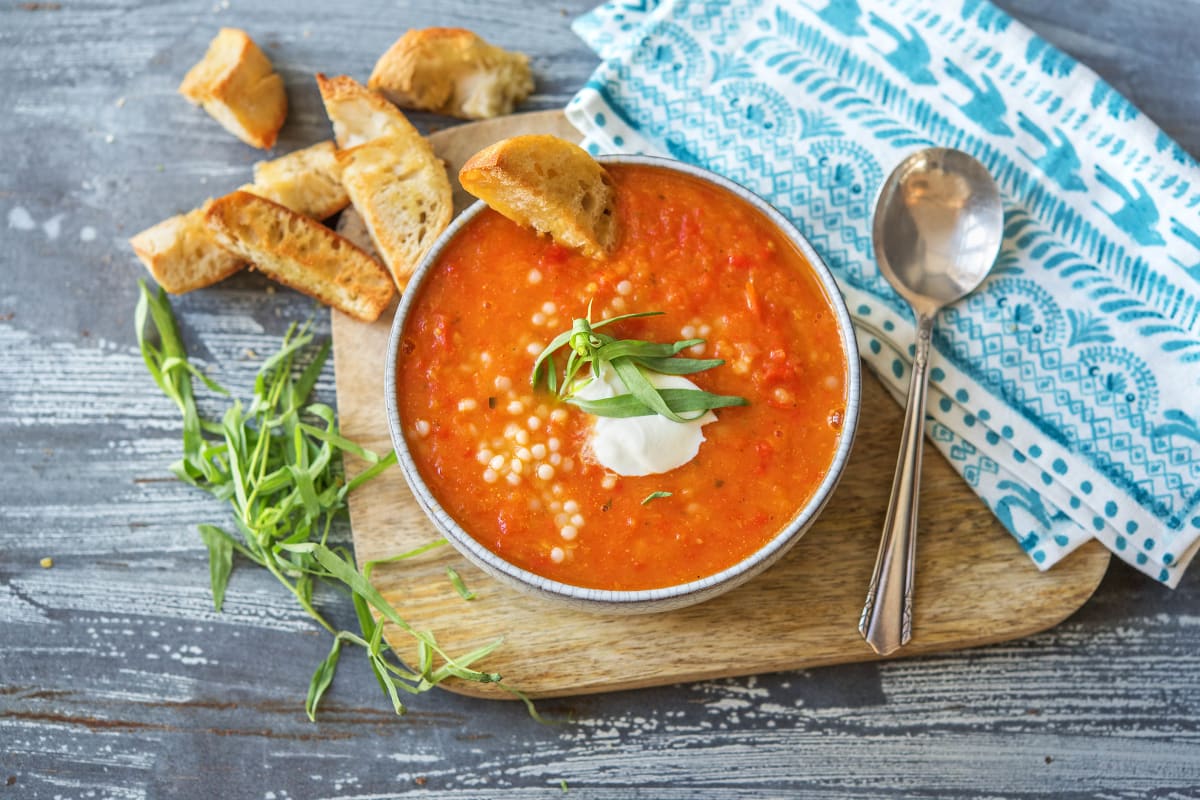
[239,140,349,220]
[315,73,425,150]
[458,135,617,259]
[179,28,287,150]
[369,28,534,120]
[129,209,245,294]
[130,142,353,293]
[336,135,452,291]
[204,191,394,322]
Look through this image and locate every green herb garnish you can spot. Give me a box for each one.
[136,282,534,721]
[530,306,747,421]
[446,566,476,601]
[641,491,673,505]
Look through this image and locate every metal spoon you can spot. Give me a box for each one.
[859,147,1004,656]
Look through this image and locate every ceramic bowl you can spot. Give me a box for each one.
[385,155,861,613]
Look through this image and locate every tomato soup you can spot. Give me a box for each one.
[396,163,849,591]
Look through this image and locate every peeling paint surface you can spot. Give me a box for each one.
[2,1,1200,798]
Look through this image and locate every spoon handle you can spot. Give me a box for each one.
[859,311,936,656]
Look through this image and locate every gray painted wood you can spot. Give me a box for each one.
[2,1,1199,797]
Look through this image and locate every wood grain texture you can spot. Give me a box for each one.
[332,110,1110,698]
[2,1,1199,798]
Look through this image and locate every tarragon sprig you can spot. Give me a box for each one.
[136,282,538,722]
[530,306,748,422]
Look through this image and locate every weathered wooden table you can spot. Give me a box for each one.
[3,2,1198,797]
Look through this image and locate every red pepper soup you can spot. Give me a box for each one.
[396,163,848,591]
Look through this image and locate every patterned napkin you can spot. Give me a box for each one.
[566,0,1200,585]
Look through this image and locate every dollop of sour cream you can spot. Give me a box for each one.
[572,364,717,476]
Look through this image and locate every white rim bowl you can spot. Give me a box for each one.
[384,155,861,613]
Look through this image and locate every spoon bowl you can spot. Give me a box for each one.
[859,147,1003,656]
[873,148,1004,312]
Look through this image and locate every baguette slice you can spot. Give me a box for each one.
[179,28,287,150]
[458,135,617,259]
[368,28,534,120]
[129,209,245,294]
[315,73,424,150]
[239,140,349,220]
[336,135,452,291]
[204,191,394,322]
[130,142,351,294]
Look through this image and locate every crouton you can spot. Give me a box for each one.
[315,73,424,150]
[336,135,453,291]
[179,28,287,150]
[458,134,617,259]
[239,140,349,220]
[204,191,394,322]
[130,141,353,293]
[129,209,245,295]
[368,28,534,120]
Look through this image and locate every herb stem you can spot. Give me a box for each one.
[364,539,449,579]
[263,550,337,635]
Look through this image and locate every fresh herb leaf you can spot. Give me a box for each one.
[363,539,449,579]
[590,310,665,328]
[567,388,749,419]
[371,651,408,714]
[446,566,477,601]
[197,524,234,611]
[531,306,747,422]
[641,491,673,505]
[352,591,377,642]
[529,310,662,390]
[136,281,530,721]
[594,337,702,361]
[627,355,725,375]
[305,637,342,722]
[610,356,687,422]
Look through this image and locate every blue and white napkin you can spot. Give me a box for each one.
[566,0,1200,585]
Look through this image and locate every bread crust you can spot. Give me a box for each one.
[368,27,534,120]
[179,28,287,150]
[459,134,617,259]
[203,191,394,322]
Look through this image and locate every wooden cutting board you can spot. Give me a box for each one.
[332,110,1110,699]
